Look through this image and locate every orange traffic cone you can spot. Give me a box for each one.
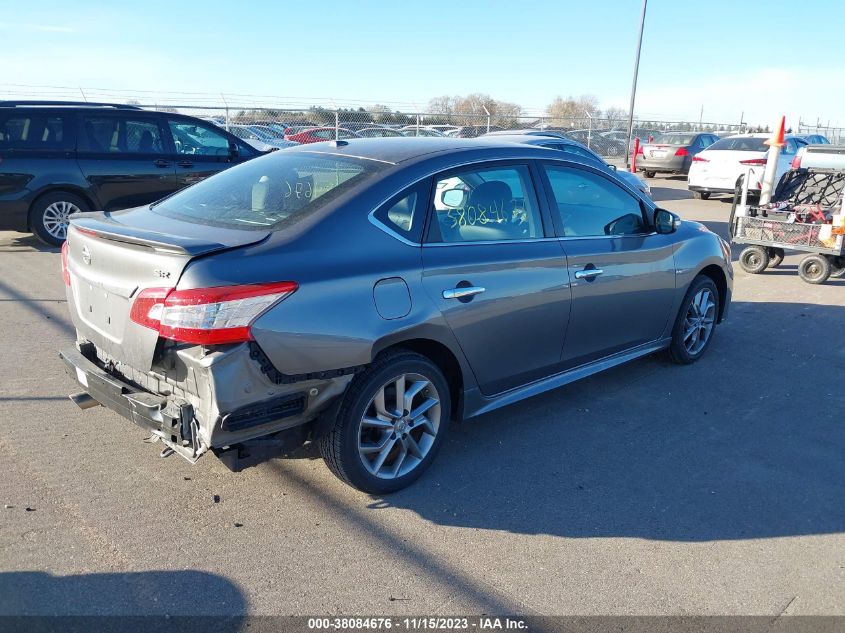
[765,116,786,147]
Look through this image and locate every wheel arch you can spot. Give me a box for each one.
[373,337,466,421]
[27,187,97,230]
[696,264,728,322]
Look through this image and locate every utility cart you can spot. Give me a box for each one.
[730,168,845,284]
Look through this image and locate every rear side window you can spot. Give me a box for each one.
[707,137,768,152]
[151,152,385,231]
[543,165,646,238]
[372,181,429,243]
[0,112,75,151]
[81,116,164,153]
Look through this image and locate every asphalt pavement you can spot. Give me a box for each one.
[1,175,843,617]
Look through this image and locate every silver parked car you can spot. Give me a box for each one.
[60,138,732,493]
[637,132,720,177]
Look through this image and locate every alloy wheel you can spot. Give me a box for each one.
[683,288,716,355]
[42,201,81,240]
[357,373,441,479]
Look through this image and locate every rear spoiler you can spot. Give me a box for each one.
[70,216,227,256]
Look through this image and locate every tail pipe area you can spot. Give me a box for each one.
[69,391,101,410]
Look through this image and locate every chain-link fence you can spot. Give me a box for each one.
[124,103,747,160]
[797,122,845,144]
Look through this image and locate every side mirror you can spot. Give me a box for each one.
[654,208,681,234]
[441,188,467,208]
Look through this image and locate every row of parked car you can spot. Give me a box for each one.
[633,129,831,200]
[0,100,832,245]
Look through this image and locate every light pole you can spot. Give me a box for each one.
[625,0,648,168]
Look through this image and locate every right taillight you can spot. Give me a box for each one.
[61,241,70,286]
[791,154,802,169]
[675,147,689,156]
[692,156,709,163]
[130,282,298,345]
[739,158,768,166]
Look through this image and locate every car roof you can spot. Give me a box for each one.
[483,134,575,147]
[286,137,571,165]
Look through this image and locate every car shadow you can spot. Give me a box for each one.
[351,300,845,542]
[0,233,58,253]
[0,570,246,628]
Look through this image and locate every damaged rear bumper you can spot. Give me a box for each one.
[59,340,355,466]
[60,344,203,461]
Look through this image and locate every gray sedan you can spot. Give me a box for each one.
[638,132,720,177]
[60,138,732,493]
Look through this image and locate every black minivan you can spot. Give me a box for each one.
[0,102,262,245]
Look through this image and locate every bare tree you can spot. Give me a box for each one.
[604,106,628,128]
[546,94,600,127]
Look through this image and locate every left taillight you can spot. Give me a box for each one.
[129,281,298,345]
[61,241,70,286]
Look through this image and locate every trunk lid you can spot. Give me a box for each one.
[641,143,681,159]
[65,206,269,370]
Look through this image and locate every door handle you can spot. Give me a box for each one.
[177,160,194,168]
[153,159,171,168]
[574,268,604,279]
[442,286,485,300]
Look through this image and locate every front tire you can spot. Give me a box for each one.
[739,245,769,274]
[318,350,451,494]
[30,191,89,246]
[798,254,831,284]
[667,276,720,365]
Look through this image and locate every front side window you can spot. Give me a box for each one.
[168,120,230,156]
[543,165,646,238]
[81,116,164,154]
[0,113,74,150]
[151,152,385,231]
[429,164,543,243]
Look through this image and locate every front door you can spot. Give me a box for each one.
[540,162,677,367]
[421,163,571,395]
[76,112,176,211]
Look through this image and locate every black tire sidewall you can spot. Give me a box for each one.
[798,255,831,284]
[328,354,451,494]
[739,246,769,274]
[669,276,720,364]
[30,192,89,246]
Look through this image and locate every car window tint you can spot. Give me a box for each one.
[81,116,163,154]
[543,165,646,238]
[168,120,230,156]
[430,165,543,243]
[0,113,74,150]
[373,181,428,242]
[152,152,384,231]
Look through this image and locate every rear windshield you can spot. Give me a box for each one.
[151,152,385,230]
[653,134,695,145]
[707,137,768,152]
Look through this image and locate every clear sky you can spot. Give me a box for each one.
[1,0,843,127]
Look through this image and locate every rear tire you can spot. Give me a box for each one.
[644,170,656,178]
[318,350,451,494]
[667,276,720,365]
[692,191,710,200]
[30,191,89,246]
[739,246,769,274]
[798,254,831,284]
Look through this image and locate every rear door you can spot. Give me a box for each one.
[421,162,572,395]
[164,116,256,188]
[539,162,676,367]
[76,111,176,210]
